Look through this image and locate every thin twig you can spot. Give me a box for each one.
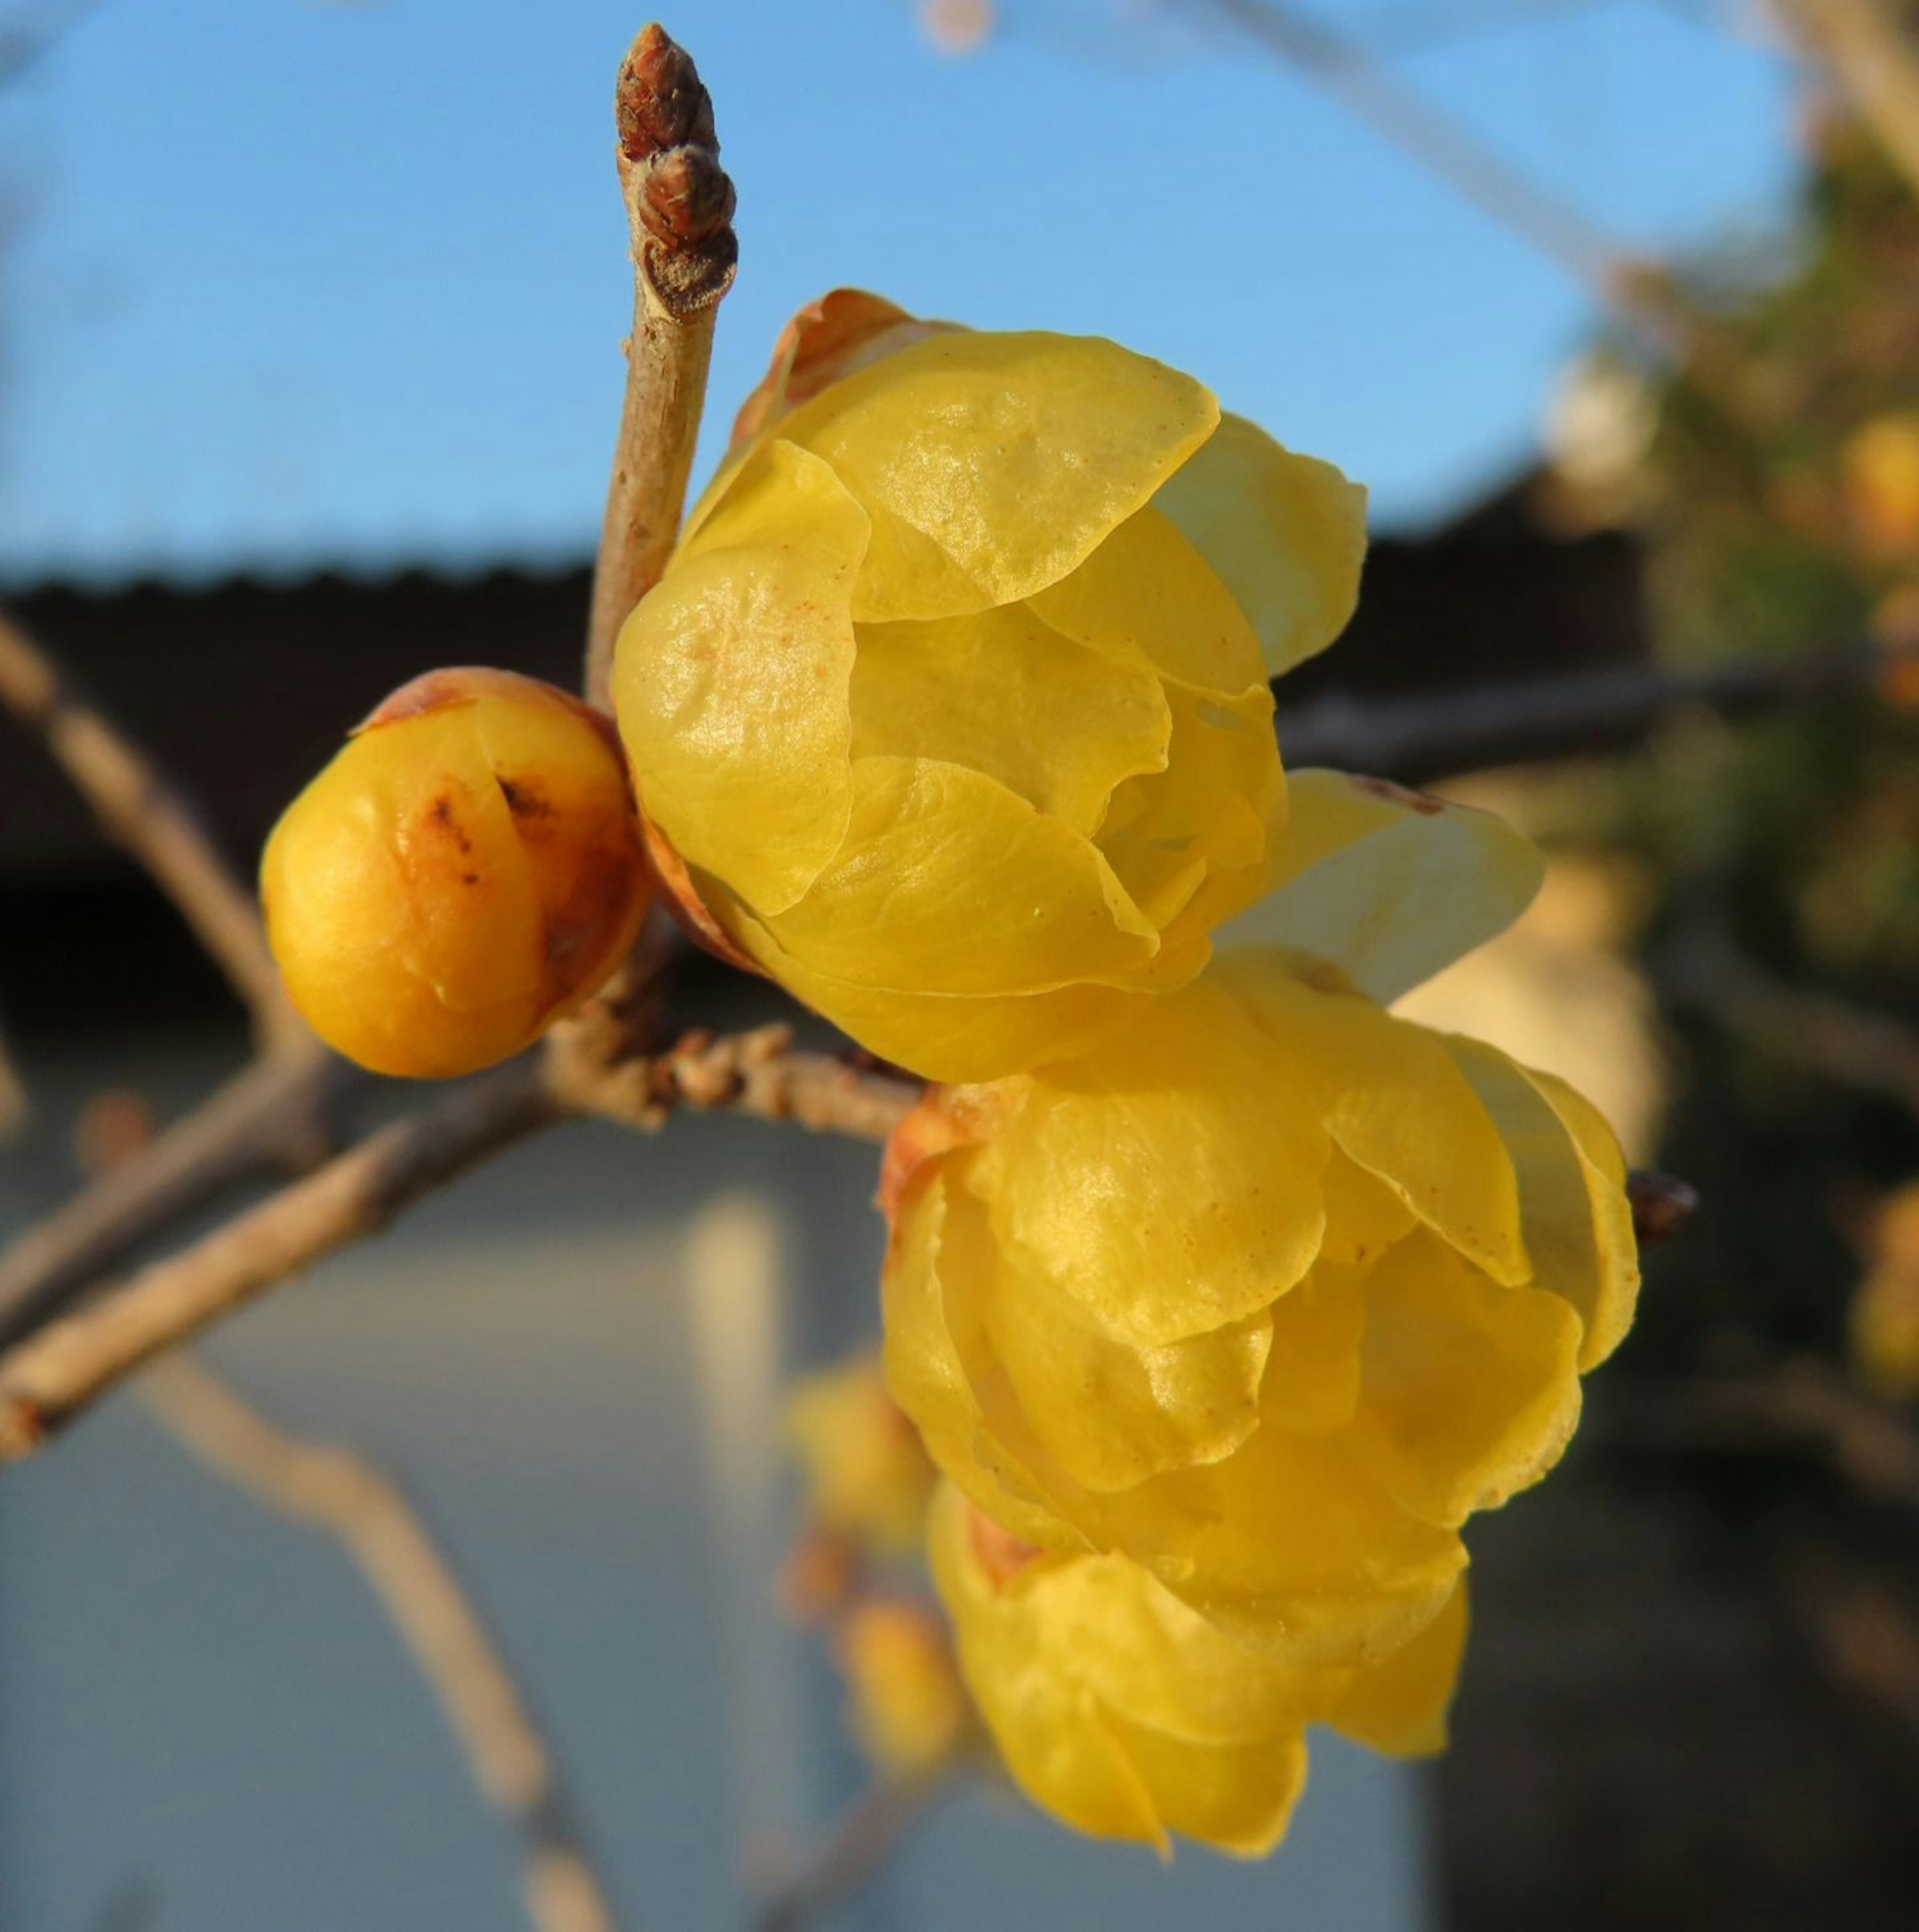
[1274,643,1904,783]
[1784,0,1919,208]
[1178,0,1703,362]
[756,1765,960,1932]
[0,1048,357,1348]
[0,1062,558,1459]
[0,1026,918,1461]
[0,608,303,1049]
[139,1354,623,1932]
[585,24,738,707]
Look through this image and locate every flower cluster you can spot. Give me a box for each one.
[262,289,1642,1858]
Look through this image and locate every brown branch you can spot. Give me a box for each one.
[0,1062,558,1459]
[139,1355,623,1932]
[1274,644,1904,783]
[0,609,303,1049]
[0,1025,919,1461]
[0,1048,358,1349]
[756,1765,960,1932]
[586,24,738,708]
[0,1014,25,1144]
[1784,0,1919,208]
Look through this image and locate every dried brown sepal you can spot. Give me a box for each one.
[615,25,737,320]
[1628,1169,1699,1250]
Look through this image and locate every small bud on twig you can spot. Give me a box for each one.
[1629,1169,1699,1250]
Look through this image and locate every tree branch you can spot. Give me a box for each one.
[1783,0,1919,208]
[0,1049,358,1348]
[0,608,304,1050]
[0,1025,919,1461]
[1274,643,1905,783]
[756,1765,960,1932]
[585,24,738,708]
[139,1354,623,1932]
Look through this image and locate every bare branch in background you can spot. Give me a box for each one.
[586,23,739,706]
[0,609,306,1051]
[140,1354,624,1932]
[0,1051,360,1348]
[0,1023,918,1460]
[0,1014,26,1143]
[1274,643,1905,783]
[1175,0,1705,362]
[756,1765,960,1932]
[1783,0,1919,208]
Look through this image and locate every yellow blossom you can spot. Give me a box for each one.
[1851,1184,1919,1399]
[613,292,1368,1081]
[929,1483,1465,1856]
[262,668,649,1078]
[879,780,1635,1666]
[1844,412,1919,560]
[836,1595,975,1778]
[785,1350,938,1556]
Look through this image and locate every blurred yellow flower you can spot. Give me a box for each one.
[836,1595,975,1778]
[614,294,1368,1081]
[1844,412,1919,560]
[1852,1184,1919,1399]
[880,778,1635,1667]
[930,1483,1465,1855]
[785,1350,938,1556]
[262,668,649,1078]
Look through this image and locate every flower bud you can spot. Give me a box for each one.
[262,668,649,1077]
[784,1350,937,1556]
[615,296,1370,1082]
[835,1595,974,1778]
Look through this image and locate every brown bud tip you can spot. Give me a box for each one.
[617,24,717,162]
[1629,1169,1699,1250]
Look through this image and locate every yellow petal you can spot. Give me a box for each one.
[1102,1711,1311,1858]
[777,330,1220,621]
[1328,1579,1469,1758]
[959,1173,1275,1491]
[1028,502,1266,696]
[1153,412,1368,678]
[1223,768,1545,1003]
[977,976,1331,1346]
[1261,1260,1367,1436]
[1347,1231,1584,1528]
[613,439,866,913]
[763,755,1159,993]
[1222,956,1530,1287]
[850,602,1170,835]
[1445,1038,1642,1371]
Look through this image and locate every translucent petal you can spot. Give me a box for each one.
[1103,1711,1311,1858]
[978,976,1331,1346]
[1328,1579,1469,1758]
[1152,412,1368,678]
[1261,1261,1367,1436]
[613,439,866,913]
[964,1184,1275,1491]
[1445,1038,1642,1371]
[1221,957,1529,1287]
[1027,502,1266,695]
[1222,768,1545,1003]
[849,602,1170,834]
[1347,1232,1584,1528]
[763,755,1159,994]
[1317,1151,1419,1268]
[776,331,1220,622]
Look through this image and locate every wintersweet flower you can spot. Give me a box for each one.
[835,1595,975,1778]
[613,290,1368,1082]
[880,774,1638,1665]
[929,1483,1466,1856]
[262,668,649,1078]
[784,1349,938,1556]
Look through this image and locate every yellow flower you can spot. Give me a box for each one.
[929,1483,1465,1855]
[785,1349,938,1556]
[881,777,1636,1665]
[262,668,649,1077]
[613,291,1367,1081]
[836,1595,975,1778]
[1844,412,1919,560]
[1851,1184,1919,1399]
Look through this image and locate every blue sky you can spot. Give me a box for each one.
[0,0,1797,583]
